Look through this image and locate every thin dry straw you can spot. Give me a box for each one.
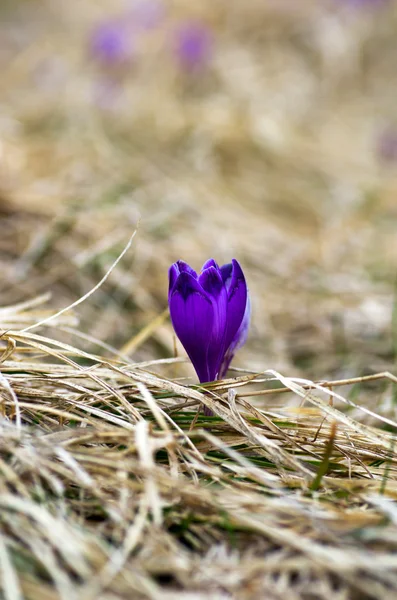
[0,372,21,431]
[20,229,137,333]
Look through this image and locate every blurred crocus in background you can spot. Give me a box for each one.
[173,21,213,71]
[89,7,213,108]
[90,19,135,66]
[335,0,391,9]
[377,126,397,164]
[168,259,250,415]
[89,1,165,66]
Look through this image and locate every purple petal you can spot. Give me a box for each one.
[220,294,251,379]
[168,263,180,296]
[168,260,197,298]
[198,267,228,380]
[169,271,213,382]
[224,259,248,351]
[220,262,233,288]
[198,265,223,296]
[175,260,197,277]
[201,258,220,272]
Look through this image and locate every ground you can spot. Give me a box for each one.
[1,1,397,599]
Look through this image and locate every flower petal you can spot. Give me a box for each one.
[224,259,248,351]
[198,266,228,380]
[198,265,223,295]
[169,260,198,299]
[220,262,233,288]
[201,258,220,273]
[219,294,251,378]
[176,260,197,277]
[168,263,181,296]
[169,271,213,382]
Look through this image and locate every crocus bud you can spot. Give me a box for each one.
[168,259,250,399]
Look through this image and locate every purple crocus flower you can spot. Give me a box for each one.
[168,259,250,414]
[90,20,134,66]
[174,21,212,71]
[377,127,397,164]
[334,0,390,8]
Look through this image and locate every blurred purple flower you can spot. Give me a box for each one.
[168,259,250,415]
[335,0,390,8]
[174,21,212,71]
[90,20,134,66]
[377,127,397,164]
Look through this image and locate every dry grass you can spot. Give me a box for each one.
[1,0,397,598]
[1,295,397,600]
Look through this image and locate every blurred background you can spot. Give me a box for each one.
[0,0,396,386]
